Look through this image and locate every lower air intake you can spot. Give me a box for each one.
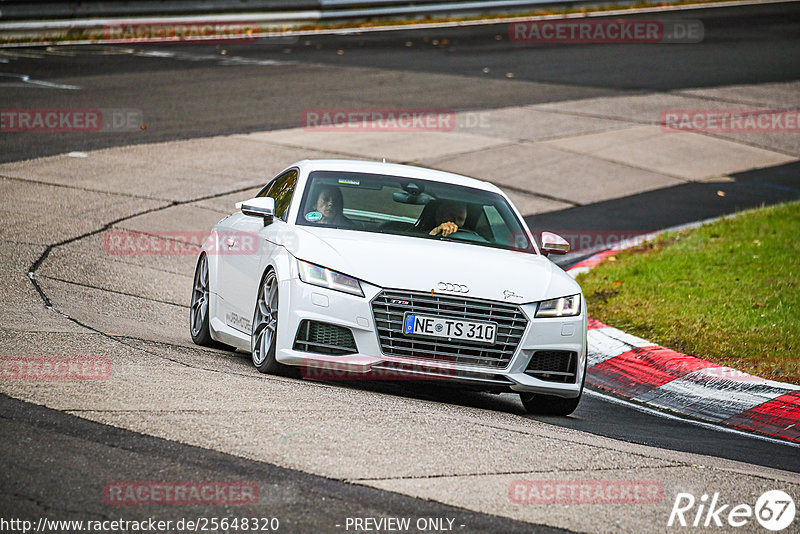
[293,320,357,356]
[525,351,578,383]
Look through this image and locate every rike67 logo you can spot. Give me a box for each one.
[668,490,795,531]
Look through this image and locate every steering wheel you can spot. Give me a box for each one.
[448,228,489,243]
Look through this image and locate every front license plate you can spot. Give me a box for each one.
[403,313,497,345]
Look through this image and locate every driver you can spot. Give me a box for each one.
[428,201,467,237]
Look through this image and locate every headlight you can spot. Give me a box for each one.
[297,259,364,297]
[535,294,581,317]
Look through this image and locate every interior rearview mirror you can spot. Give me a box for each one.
[541,231,570,255]
[237,197,275,225]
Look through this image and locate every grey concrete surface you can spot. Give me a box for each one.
[0,138,343,202]
[0,393,563,534]
[678,81,800,108]
[536,82,800,156]
[38,243,192,308]
[421,143,685,205]
[0,241,85,334]
[542,125,795,181]
[362,465,800,534]
[0,176,168,244]
[243,128,509,163]
[38,277,191,347]
[454,106,633,142]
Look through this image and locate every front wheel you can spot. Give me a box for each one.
[251,270,296,376]
[521,355,586,416]
[189,254,214,346]
[189,254,230,349]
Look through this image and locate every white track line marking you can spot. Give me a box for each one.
[584,388,800,449]
[134,50,293,67]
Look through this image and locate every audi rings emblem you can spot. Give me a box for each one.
[437,282,469,293]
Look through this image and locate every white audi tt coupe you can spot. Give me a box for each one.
[190,160,587,415]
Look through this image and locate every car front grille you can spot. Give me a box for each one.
[525,350,578,383]
[293,320,357,356]
[371,290,528,369]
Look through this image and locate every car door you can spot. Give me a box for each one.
[221,169,298,334]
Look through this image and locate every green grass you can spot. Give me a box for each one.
[577,201,800,385]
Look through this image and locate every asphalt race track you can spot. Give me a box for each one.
[1,2,799,532]
[2,2,800,163]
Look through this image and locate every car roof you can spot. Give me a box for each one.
[291,159,504,194]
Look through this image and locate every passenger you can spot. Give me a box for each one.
[308,185,357,228]
[428,201,467,237]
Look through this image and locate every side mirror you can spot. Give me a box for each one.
[236,197,275,225]
[541,231,570,255]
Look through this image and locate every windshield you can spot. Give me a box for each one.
[294,171,537,254]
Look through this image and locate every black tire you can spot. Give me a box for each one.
[189,254,232,349]
[519,391,582,416]
[520,358,587,416]
[251,270,296,376]
[189,253,215,346]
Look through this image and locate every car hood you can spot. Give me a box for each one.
[284,226,581,303]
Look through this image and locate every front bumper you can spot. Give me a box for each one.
[275,277,587,398]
